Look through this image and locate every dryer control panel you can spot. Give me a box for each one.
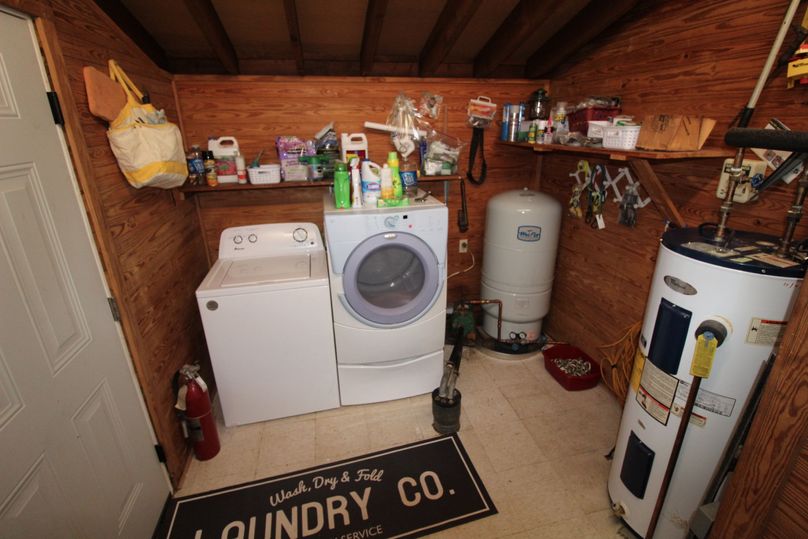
[218,223,324,259]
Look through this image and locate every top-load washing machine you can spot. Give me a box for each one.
[196,223,340,426]
[324,193,448,405]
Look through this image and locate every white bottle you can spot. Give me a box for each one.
[351,166,362,208]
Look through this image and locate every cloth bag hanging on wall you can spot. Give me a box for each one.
[106,60,187,189]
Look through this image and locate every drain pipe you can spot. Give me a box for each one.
[714,0,801,242]
[464,299,503,342]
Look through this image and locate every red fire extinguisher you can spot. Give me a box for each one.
[176,365,220,460]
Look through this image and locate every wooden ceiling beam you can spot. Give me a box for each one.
[418,0,480,76]
[360,0,389,75]
[183,0,240,74]
[473,0,589,78]
[525,0,638,78]
[283,0,305,75]
[92,0,170,70]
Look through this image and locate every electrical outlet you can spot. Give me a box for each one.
[716,158,767,203]
[459,239,469,253]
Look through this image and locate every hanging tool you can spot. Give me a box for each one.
[466,127,487,185]
[458,179,469,232]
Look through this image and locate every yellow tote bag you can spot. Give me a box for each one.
[106,60,187,189]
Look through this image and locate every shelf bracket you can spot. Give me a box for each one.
[628,159,687,228]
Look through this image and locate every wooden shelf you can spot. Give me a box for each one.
[498,141,731,161]
[497,141,731,228]
[175,175,463,202]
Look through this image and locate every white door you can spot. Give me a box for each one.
[0,9,169,539]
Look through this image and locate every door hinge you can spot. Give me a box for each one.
[46,91,63,125]
[154,444,167,463]
[107,297,121,322]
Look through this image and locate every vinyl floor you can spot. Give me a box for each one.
[175,346,630,538]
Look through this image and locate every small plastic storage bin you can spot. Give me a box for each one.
[568,106,622,134]
[587,120,610,139]
[543,344,600,391]
[602,125,641,150]
[248,164,281,184]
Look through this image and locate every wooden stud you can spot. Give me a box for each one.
[525,0,638,78]
[473,0,588,78]
[283,0,305,76]
[183,0,240,74]
[419,0,480,76]
[360,0,388,76]
[92,0,171,70]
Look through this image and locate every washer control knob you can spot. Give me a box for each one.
[292,227,308,243]
[206,300,218,311]
[233,235,243,244]
[248,234,258,243]
[384,216,399,228]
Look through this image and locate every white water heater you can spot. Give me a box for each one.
[608,228,805,538]
[480,188,561,341]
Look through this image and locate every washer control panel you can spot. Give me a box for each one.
[218,223,323,259]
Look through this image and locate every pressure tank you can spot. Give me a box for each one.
[480,188,562,341]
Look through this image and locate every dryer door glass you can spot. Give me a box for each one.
[343,232,441,325]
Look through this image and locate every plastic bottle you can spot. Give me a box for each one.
[351,163,362,208]
[333,161,350,209]
[400,154,418,197]
[186,145,204,184]
[203,151,218,187]
[387,151,402,198]
[380,164,394,200]
[235,152,247,184]
[360,160,382,205]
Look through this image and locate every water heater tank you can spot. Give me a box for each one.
[480,188,562,341]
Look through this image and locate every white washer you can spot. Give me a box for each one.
[324,193,448,405]
[196,223,340,427]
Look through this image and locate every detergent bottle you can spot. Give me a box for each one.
[333,161,350,209]
[380,164,394,200]
[387,151,403,199]
[360,160,382,205]
[351,162,363,208]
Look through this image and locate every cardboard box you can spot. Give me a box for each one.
[636,115,716,151]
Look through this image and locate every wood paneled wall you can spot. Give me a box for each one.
[541,0,808,357]
[33,0,210,485]
[547,0,808,534]
[173,76,543,303]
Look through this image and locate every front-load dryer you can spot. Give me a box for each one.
[324,193,448,405]
[196,223,340,426]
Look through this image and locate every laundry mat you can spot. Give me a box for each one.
[156,434,496,538]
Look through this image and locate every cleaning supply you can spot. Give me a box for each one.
[380,164,394,200]
[208,136,239,183]
[400,154,418,196]
[235,152,247,184]
[387,151,403,198]
[351,161,362,208]
[333,161,350,208]
[360,160,382,205]
[340,133,368,163]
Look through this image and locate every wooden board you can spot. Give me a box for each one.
[82,65,126,122]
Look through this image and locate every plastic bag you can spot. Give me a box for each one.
[386,93,423,157]
[422,130,466,176]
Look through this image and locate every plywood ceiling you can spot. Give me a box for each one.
[105,0,640,78]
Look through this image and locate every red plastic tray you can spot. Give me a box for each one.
[543,344,600,391]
